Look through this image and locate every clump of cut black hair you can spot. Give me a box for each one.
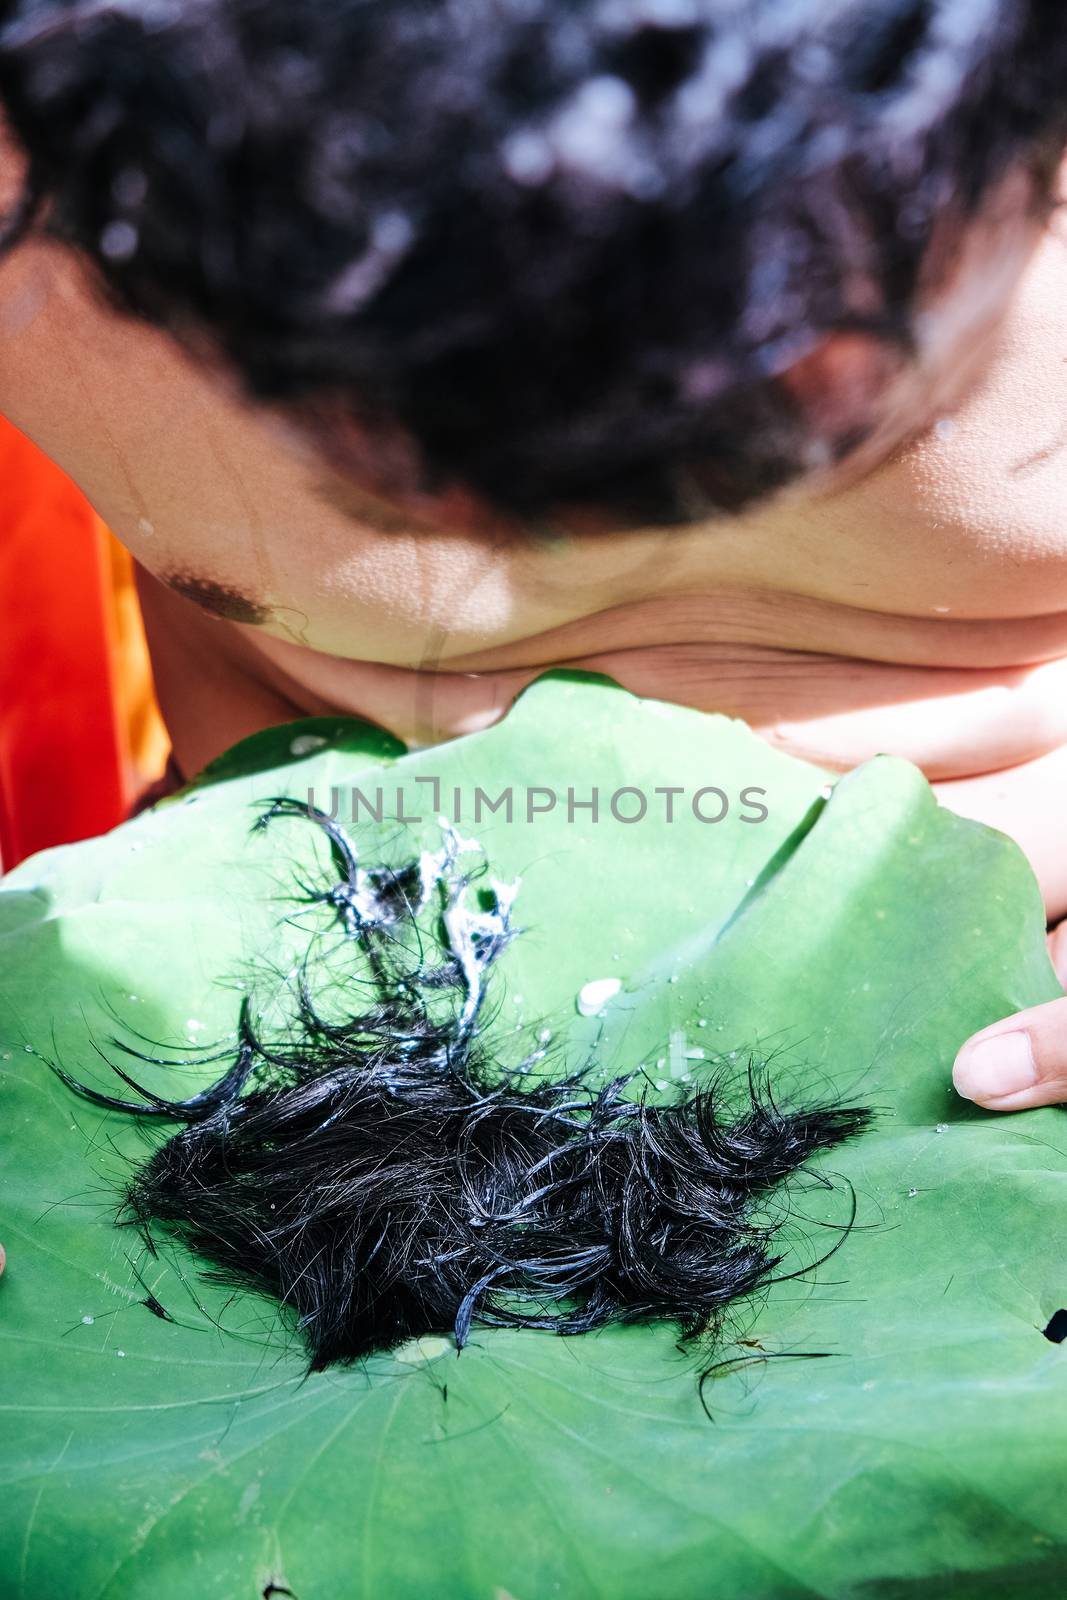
[55,797,872,1373]
[2,2,1067,523]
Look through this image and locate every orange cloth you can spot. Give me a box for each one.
[0,416,169,870]
[105,533,171,794]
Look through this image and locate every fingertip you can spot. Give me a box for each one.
[953,1027,1067,1110]
[953,1031,1038,1107]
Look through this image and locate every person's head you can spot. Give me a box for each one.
[1,0,1066,535]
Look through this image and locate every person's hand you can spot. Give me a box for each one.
[952,924,1067,1110]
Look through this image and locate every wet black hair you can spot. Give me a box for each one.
[55,797,872,1374]
[1,1,1066,522]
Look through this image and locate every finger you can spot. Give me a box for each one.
[953,997,1067,1110]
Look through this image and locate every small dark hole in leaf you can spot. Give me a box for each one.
[1042,1309,1067,1344]
[262,1585,297,1599]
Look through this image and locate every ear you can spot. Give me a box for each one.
[1050,144,1067,206]
[777,329,907,452]
[0,112,29,229]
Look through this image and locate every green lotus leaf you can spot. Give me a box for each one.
[2,672,1065,1600]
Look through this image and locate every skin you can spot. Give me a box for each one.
[3,131,1067,1114]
